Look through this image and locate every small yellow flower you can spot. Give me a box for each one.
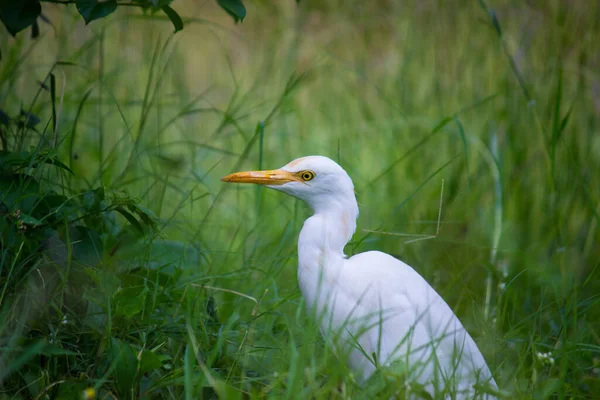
[82,387,96,400]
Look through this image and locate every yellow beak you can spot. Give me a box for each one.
[221,169,300,185]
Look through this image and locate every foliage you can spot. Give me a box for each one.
[0,0,247,40]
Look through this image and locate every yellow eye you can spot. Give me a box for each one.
[299,170,315,181]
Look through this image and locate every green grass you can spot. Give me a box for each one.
[1,0,599,398]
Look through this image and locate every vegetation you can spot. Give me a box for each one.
[0,0,598,398]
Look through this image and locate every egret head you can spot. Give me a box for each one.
[221,156,357,214]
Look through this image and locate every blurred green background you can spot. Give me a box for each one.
[1,0,599,398]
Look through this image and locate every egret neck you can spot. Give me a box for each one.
[298,192,358,270]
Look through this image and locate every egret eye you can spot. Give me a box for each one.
[300,170,315,181]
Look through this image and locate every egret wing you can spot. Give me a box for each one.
[331,251,495,395]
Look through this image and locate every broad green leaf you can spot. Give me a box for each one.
[161,5,183,32]
[0,173,41,212]
[109,338,138,395]
[40,194,74,222]
[0,151,33,168]
[536,378,561,398]
[113,286,148,318]
[19,212,42,226]
[216,0,246,23]
[0,0,41,36]
[75,0,117,24]
[55,382,89,400]
[68,225,103,267]
[139,350,162,374]
[82,186,105,213]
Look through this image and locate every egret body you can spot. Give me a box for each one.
[222,156,497,398]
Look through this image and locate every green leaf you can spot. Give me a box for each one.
[216,0,246,23]
[40,343,79,356]
[108,339,138,395]
[82,186,105,213]
[0,173,41,213]
[0,151,34,169]
[0,0,41,36]
[75,0,117,24]
[129,203,157,231]
[0,151,73,175]
[116,206,145,235]
[68,225,103,267]
[139,350,162,374]
[113,286,148,318]
[536,378,561,398]
[55,382,89,400]
[19,212,42,226]
[37,154,74,175]
[161,5,183,33]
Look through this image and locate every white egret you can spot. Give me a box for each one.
[222,155,497,398]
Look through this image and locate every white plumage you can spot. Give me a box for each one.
[222,155,497,398]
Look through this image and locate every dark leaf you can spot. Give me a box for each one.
[161,5,183,33]
[82,186,105,212]
[108,339,138,395]
[30,19,39,38]
[40,343,79,356]
[50,73,56,133]
[207,296,219,322]
[56,61,79,67]
[0,151,33,169]
[216,0,246,23]
[130,204,157,230]
[39,156,74,175]
[34,150,74,174]
[75,0,117,24]
[0,0,41,36]
[0,150,74,175]
[68,225,103,266]
[116,206,144,235]
[19,212,42,226]
[0,173,40,212]
[0,109,10,126]
[55,382,89,399]
[41,194,72,220]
